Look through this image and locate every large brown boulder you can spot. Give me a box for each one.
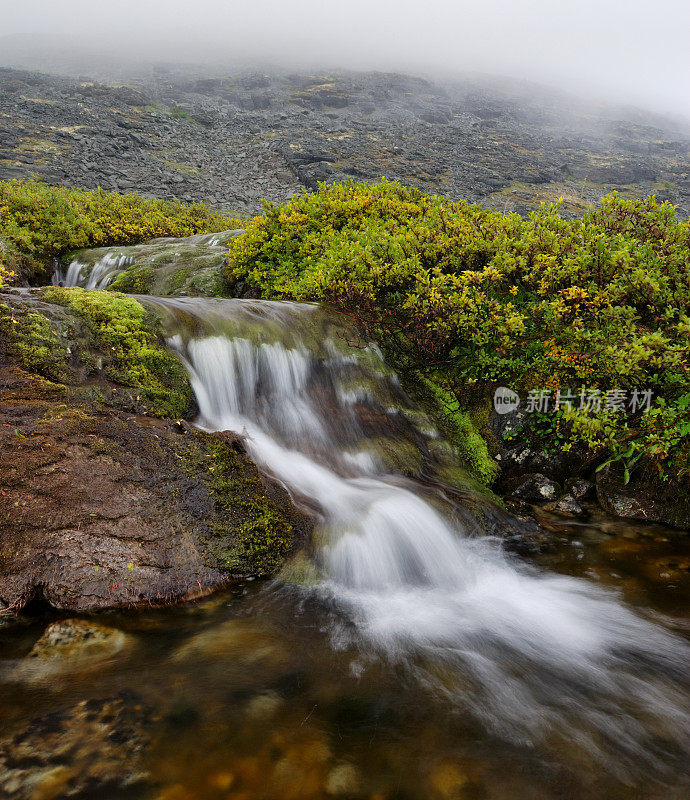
[0,358,310,612]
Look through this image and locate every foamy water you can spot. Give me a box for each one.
[143,295,690,777]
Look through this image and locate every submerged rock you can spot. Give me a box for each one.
[325,763,362,796]
[172,619,287,667]
[0,693,152,799]
[10,619,130,682]
[28,618,127,657]
[428,761,469,799]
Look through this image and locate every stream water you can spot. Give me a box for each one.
[2,264,689,799]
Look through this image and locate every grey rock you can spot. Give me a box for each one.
[551,494,585,516]
[488,408,591,489]
[596,463,690,529]
[512,473,561,502]
[0,65,687,216]
[565,478,595,500]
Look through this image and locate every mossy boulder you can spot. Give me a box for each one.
[1,288,192,418]
[62,229,244,297]
[0,288,312,610]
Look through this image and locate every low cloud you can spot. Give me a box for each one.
[2,0,688,116]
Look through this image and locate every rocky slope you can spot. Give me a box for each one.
[1,66,688,216]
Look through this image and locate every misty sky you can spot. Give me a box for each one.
[2,0,689,115]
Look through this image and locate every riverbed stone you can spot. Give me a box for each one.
[325,762,362,796]
[172,619,287,667]
[28,618,127,657]
[511,473,561,502]
[0,693,152,799]
[10,618,130,683]
[429,761,469,799]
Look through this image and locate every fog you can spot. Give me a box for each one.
[1,0,689,116]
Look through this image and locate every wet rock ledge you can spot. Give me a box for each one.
[0,289,310,612]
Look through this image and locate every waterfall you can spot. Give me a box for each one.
[51,230,242,290]
[144,295,689,776]
[53,253,134,289]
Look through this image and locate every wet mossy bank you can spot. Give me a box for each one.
[0,290,311,612]
[1,287,192,417]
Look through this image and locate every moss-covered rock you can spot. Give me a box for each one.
[1,288,192,418]
[397,374,499,487]
[188,431,300,575]
[0,297,71,382]
[62,229,244,297]
[366,436,425,478]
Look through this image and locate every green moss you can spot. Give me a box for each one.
[169,106,194,121]
[169,266,195,293]
[367,436,425,478]
[466,398,500,457]
[164,160,201,177]
[108,265,155,294]
[191,268,226,297]
[421,378,499,485]
[39,404,94,422]
[105,255,227,299]
[191,433,295,575]
[41,286,192,417]
[88,436,121,456]
[0,301,70,382]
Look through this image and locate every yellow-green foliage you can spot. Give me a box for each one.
[0,244,15,287]
[228,180,690,481]
[42,286,191,417]
[0,178,241,270]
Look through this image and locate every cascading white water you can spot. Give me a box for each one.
[54,253,134,289]
[146,296,689,777]
[51,230,242,290]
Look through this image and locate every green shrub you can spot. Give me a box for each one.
[228,180,690,482]
[0,178,242,274]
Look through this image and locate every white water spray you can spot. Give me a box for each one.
[54,253,134,289]
[146,296,689,776]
